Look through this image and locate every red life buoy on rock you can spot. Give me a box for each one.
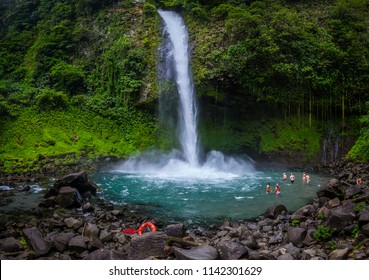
[137,222,156,235]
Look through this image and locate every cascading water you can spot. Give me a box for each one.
[158,10,199,167]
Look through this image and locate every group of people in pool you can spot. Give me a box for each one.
[265,172,311,195]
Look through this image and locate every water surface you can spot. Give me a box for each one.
[92,162,329,225]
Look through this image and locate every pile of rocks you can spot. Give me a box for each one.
[1,164,369,260]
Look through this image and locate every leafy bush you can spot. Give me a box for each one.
[35,88,68,110]
[49,61,86,95]
[347,114,369,162]
[317,212,325,221]
[313,225,335,241]
[143,3,157,16]
[291,219,300,227]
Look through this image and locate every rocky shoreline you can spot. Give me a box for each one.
[1,159,369,260]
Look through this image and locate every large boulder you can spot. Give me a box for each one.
[264,204,288,219]
[164,224,185,238]
[0,237,24,253]
[329,248,349,260]
[291,205,316,221]
[83,222,100,239]
[68,235,89,253]
[316,179,346,200]
[55,187,82,208]
[54,171,97,195]
[287,227,307,247]
[22,227,52,256]
[217,240,248,260]
[128,232,168,260]
[51,232,75,252]
[44,171,97,198]
[345,185,365,200]
[323,203,356,232]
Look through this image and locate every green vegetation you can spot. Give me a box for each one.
[317,212,325,221]
[313,225,336,241]
[0,106,156,173]
[354,202,365,212]
[291,219,300,227]
[351,224,361,238]
[327,240,337,251]
[1,0,369,173]
[19,237,28,251]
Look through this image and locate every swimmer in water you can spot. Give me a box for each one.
[275,183,281,196]
[266,182,272,194]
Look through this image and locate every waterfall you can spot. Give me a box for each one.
[158,10,199,167]
[115,10,254,179]
[321,129,341,165]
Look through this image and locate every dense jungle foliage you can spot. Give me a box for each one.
[0,0,369,173]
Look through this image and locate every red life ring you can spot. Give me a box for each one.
[137,222,156,235]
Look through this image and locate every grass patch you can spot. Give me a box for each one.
[0,106,156,172]
[259,118,321,156]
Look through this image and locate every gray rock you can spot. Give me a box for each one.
[22,227,52,256]
[327,197,341,208]
[268,232,283,245]
[83,222,99,238]
[358,211,369,226]
[329,248,349,260]
[316,179,346,200]
[217,240,248,260]
[0,237,24,253]
[173,244,218,260]
[128,232,168,260]
[100,229,113,243]
[64,217,83,229]
[88,236,104,250]
[324,203,356,232]
[240,235,258,249]
[52,232,75,252]
[55,187,82,208]
[165,224,185,238]
[54,171,97,195]
[68,235,89,253]
[345,185,364,200]
[287,227,307,247]
[264,204,287,219]
[114,232,128,244]
[361,223,369,236]
[291,205,315,221]
[283,242,301,258]
[302,228,317,246]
